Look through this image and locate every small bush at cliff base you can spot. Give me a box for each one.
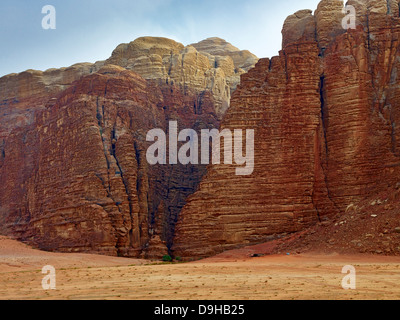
[162,255,172,262]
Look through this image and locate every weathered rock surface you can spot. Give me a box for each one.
[191,37,258,70]
[172,0,400,258]
[0,64,219,258]
[2,1,400,260]
[0,37,256,258]
[106,37,258,117]
[1,37,255,146]
[0,62,105,142]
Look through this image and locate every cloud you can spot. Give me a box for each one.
[0,0,325,77]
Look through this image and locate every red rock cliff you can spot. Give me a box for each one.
[0,65,219,258]
[0,37,255,258]
[172,0,400,258]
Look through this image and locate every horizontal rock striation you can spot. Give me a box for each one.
[172,0,400,258]
[106,37,258,117]
[0,37,256,258]
[0,64,219,258]
[0,62,105,143]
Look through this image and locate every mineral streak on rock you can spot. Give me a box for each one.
[172,0,400,258]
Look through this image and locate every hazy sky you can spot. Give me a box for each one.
[0,0,326,77]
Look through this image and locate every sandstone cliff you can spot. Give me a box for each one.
[1,37,254,258]
[172,0,400,258]
[2,0,400,260]
[1,37,256,145]
[0,62,105,143]
[106,37,258,117]
[0,64,219,258]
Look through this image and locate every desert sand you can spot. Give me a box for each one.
[0,236,399,300]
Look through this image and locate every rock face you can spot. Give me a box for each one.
[106,37,258,117]
[2,0,400,260]
[0,62,105,143]
[1,37,256,257]
[0,36,256,143]
[191,37,258,71]
[0,64,219,257]
[172,0,400,258]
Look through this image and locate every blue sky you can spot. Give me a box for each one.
[0,0,325,77]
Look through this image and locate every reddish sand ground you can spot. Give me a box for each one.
[1,236,400,300]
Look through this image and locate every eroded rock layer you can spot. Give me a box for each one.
[172,0,400,258]
[0,37,256,258]
[0,64,219,258]
[106,37,258,117]
[2,0,400,260]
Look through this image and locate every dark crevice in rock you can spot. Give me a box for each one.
[0,140,5,168]
[283,51,289,81]
[195,92,204,115]
[319,75,329,155]
[132,140,150,251]
[319,75,340,215]
[391,120,397,156]
[133,142,142,194]
[111,127,133,213]
[110,127,136,254]
[96,99,110,171]
[388,107,399,157]
[95,174,110,198]
[94,100,127,254]
[96,97,102,126]
[366,12,371,51]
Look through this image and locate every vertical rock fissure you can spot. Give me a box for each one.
[111,128,128,198]
[133,140,149,250]
[283,51,289,81]
[110,127,134,215]
[95,98,126,253]
[110,126,138,255]
[133,142,141,196]
[366,11,371,50]
[319,75,328,155]
[0,140,5,168]
[96,99,110,171]
[318,74,340,214]
[389,109,399,156]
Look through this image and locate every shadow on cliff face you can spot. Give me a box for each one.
[0,67,220,259]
